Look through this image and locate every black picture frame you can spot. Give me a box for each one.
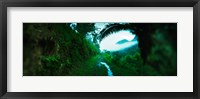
[0,0,199,99]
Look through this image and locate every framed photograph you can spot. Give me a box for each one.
[1,0,199,99]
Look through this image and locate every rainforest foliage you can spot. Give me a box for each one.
[23,23,177,76]
[23,23,100,76]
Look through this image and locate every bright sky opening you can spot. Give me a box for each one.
[99,30,138,52]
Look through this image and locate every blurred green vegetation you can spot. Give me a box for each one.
[23,23,177,76]
[23,23,100,76]
[143,24,177,76]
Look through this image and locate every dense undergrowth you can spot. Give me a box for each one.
[23,23,177,76]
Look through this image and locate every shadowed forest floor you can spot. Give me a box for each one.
[68,55,107,76]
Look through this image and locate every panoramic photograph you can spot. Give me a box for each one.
[23,23,177,76]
